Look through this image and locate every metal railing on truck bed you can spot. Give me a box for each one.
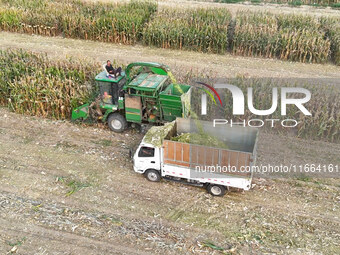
[162,118,259,179]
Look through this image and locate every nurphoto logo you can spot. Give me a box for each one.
[199,82,312,128]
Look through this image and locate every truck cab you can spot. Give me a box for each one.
[133,142,161,174]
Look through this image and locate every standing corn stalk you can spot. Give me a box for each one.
[232,11,332,63]
[0,49,101,119]
[0,0,157,45]
[142,7,232,54]
[320,16,340,65]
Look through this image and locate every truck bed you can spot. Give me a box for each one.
[161,118,259,189]
[163,140,252,177]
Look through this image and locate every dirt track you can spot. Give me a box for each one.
[0,107,339,254]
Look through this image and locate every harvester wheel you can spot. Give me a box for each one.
[108,113,127,133]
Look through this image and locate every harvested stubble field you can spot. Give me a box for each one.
[0,106,339,254]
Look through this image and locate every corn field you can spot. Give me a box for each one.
[0,49,339,142]
[320,17,340,65]
[0,0,339,63]
[0,0,157,44]
[232,12,332,63]
[142,8,232,53]
[0,49,102,119]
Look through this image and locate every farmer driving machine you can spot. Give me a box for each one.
[71,62,191,132]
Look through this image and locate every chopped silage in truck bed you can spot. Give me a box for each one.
[143,120,228,148]
[143,121,176,147]
[170,132,228,149]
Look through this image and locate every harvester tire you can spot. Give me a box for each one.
[108,113,127,133]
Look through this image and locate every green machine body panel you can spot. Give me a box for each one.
[100,103,118,111]
[100,103,118,122]
[125,73,169,93]
[72,70,124,122]
[118,97,124,109]
[125,62,170,84]
[71,103,90,121]
[125,107,142,122]
[123,67,170,124]
[159,84,191,121]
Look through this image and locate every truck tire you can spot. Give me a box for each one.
[108,113,127,133]
[145,169,161,182]
[207,184,226,197]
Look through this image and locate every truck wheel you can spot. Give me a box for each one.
[207,184,226,197]
[108,113,127,133]
[145,170,161,182]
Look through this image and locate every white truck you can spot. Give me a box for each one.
[133,118,259,196]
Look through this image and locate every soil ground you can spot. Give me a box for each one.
[0,107,339,254]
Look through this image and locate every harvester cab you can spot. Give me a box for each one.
[96,71,126,105]
[71,70,126,123]
[71,62,191,133]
